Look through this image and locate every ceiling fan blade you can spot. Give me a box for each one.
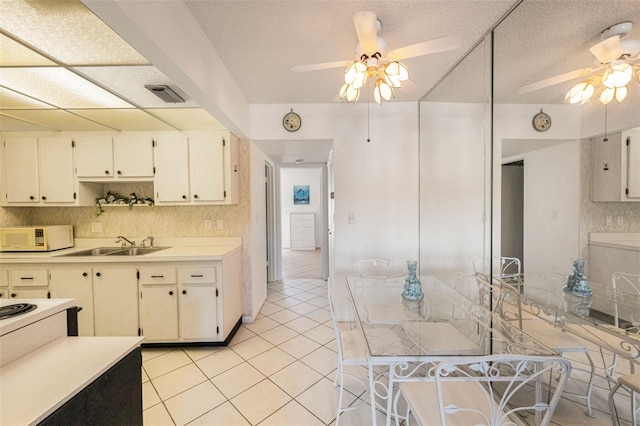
[387,35,461,61]
[589,36,622,63]
[517,67,598,95]
[291,60,351,73]
[353,11,378,53]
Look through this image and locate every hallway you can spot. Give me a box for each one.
[281,248,322,279]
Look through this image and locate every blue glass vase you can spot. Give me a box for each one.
[401,260,424,300]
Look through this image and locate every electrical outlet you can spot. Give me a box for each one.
[91,222,102,233]
[348,213,355,224]
[605,216,613,226]
[204,220,212,230]
[216,220,224,230]
[616,216,624,226]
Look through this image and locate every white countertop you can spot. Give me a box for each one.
[0,299,75,336]
[0,237,242,263]
[0,336,143,426]
[589,233,640,251]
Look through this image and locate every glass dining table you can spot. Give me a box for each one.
[345,275,559,426]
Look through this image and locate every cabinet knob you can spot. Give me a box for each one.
[96,272,101,277]
[41,196,47,200]
[117,170,122,175]
[82,272,88,277]
[105,170,110,175]
[11,293,17,298]
[182,290,187,295]
[182,195,187,200]
[169,291,174,296]
[194,194,199,199]
[29,195,35,200]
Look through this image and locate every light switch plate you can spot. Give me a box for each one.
[91,222,102,233]
[216,220,224,230]
[204,220,212,230]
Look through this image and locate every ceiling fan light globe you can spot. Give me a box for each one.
[614,86,628,103]
[339,83,349,99]
[566,81,594,104]
[598,87,615,105]
[385,74,401,88]
[373,85,382,105]
[602,63,632,88]
[385,61,400,76]
[345,61,366,84]
[397,62,409,81]
[376,79,393,101]
[346,85,359,103]
[352,72,368,90]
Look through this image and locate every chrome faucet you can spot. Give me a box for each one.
[115,236,136,247]
[140,236,154,248]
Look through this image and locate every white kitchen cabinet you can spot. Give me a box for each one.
[290,212,316,250]
[8,269,49,299]
[38,136,76,203]
[1,136,91,206]
[154,130,238,205]
[153,134,190,203]
[592,129,640,202]
[139,267,179,341]
[49,267,95,336]
[74,133,154,180]
[2,137,39,203]
[93,267,138,336]
[178,267,218,339]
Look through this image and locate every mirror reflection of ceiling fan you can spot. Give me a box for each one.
[291,11,461,104]
[518,22,640,105]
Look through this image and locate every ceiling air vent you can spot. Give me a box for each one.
[144,85,185,103]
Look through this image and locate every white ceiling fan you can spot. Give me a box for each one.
[517,22,640,105]
[291,11,461,104]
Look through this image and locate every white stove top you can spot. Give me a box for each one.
[0,299,75,337]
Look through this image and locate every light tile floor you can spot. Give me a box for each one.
[141,253,638,425]
[282,248,322,279]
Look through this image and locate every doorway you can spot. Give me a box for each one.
[501,160,524,272]
[280,166,324,279]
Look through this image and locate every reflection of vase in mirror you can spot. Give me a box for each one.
[401,260,424,301]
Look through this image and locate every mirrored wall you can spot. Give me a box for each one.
[419,0,640,287]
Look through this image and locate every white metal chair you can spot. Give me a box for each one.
[472,256,522,284]
[612,272,640,331]
[609,371,640,426]
[327,279,369,425]
[392,355,571,426]
[470,274,597,417]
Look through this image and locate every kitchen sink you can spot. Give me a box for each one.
[60,246,169,257]
[105,247,168,256]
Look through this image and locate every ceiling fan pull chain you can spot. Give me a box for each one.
[367,80,371,143]
[603,105,609,142]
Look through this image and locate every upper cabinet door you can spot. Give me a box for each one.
[189,133,225,202]
[3,137,39,203]
[113,134,154,177]
[38,136,75,203]
[154,135,190,203]
[75,136,114,178]
[624,129,640,199]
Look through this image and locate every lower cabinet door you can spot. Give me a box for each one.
[178,284,218,339]
[49,269,95,336]
[93,268,138,336]
[139,285,178,341]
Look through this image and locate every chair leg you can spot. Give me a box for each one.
[336,363,345,426]
[609,382,623,426]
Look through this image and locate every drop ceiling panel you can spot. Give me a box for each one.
[0,67,134,109]
[0,33,56,66]
[2,110,112,131]
[0,87,55,109]
[74,66,199,108]
[148,109,226,131]
[70,109,176,131]
[0,0,148,66]
[0,114,55,132]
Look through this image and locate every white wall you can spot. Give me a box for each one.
[280,167,323,249]
[250,102,420,306]
[419,102,489,279]
[523,140,580,274]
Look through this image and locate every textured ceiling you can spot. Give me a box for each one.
[185,0,516,104]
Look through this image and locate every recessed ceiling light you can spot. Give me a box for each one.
[145,85,185,103]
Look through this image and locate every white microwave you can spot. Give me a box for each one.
[0,225,74,252]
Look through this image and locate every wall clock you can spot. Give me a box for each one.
[283,109,301,132]
[532,109,552,132]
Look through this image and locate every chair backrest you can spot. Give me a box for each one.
[392,354,571,426]
[472,257,522,283]
[326,279,346,360]
[612,272,640,329]
[358,259,406,278]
